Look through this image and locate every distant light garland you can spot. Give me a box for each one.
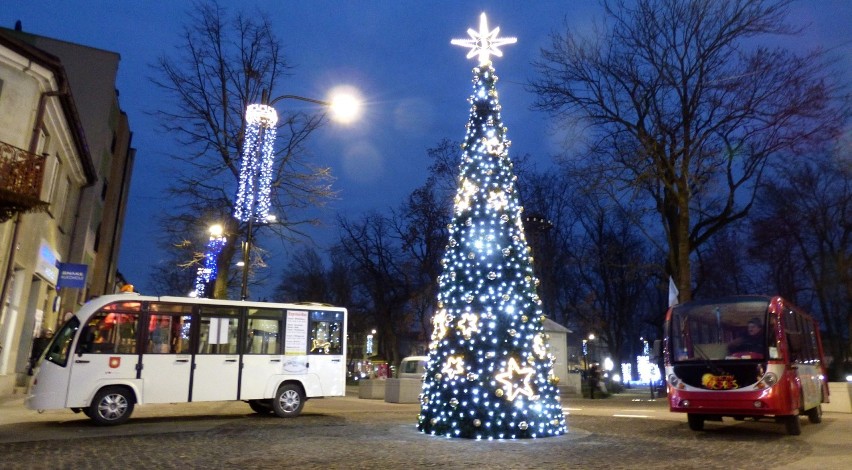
[194,231,226,298]
[418,14,565,440]
[234,104,278,223]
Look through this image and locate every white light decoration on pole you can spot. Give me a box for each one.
[234,89,361,301]
[417,13,565,440]
[235,104,278,224]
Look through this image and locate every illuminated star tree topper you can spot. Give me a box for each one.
[451,12,517,66]
[418,14,566,440]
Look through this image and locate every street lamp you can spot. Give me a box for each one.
[585,333,596,368]
[234,88,361,300]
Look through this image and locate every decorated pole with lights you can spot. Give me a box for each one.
[194,224,226,298]
[233,89,359,301]
[234,97,278,300]
[417,13,566,439]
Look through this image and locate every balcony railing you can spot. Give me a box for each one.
[0,140,48,222]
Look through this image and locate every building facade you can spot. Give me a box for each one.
[0,27,134,396]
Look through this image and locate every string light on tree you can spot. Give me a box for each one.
[418,13,566,440]
[193,224,226,298]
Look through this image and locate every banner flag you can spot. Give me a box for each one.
[668,276,679,307]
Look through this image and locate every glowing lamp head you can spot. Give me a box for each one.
[208,224,223,238]
[327,85,362,124]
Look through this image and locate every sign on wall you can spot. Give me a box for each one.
[57,263,88,289]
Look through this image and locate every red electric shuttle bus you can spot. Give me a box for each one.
[663,295,829,435]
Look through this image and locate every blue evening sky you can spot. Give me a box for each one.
[2,1,849,297]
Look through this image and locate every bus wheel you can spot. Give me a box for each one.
[272,384,304,418]
[687,414,704,431]
[784,415,802,435]
[248,399,273,414]
[806,405,822,424]
[89,387,134,426]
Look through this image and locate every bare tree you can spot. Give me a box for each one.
[335,213,412,365]
[149,1,334,298]
[517,170,582,327]
[693,221,760,298]
[529,0,842,302]
[273,247,329,303]
[749,152,851,378]
[391,180,449,349]
[570,195,656,367]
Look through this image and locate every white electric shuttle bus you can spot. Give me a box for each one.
[26,293,347,425]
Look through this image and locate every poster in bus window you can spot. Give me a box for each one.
[285,310,308,355]
[208,318,229,344]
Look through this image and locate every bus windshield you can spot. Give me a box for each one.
[670,298,772,362]
[44,317,80,368]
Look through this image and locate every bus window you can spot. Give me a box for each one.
[77,311,140,355]
[244,317,280,354]
[767,314,781,359]
[146,315,191,354]
[309,311,342,355]
[44,317,79,367]
[785,308,803,363]
[198,316,240,354]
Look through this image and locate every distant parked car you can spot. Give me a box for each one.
[398,356,428,380]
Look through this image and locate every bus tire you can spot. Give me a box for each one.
[89,386,134,426]
[806,405,822,424]
[272,384,304,418]
[248,399,273,414]
[687,414,704,431]
[784,415,802,435]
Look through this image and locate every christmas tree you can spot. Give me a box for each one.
[417,13,566,440]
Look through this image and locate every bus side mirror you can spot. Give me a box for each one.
[650,340,662,360]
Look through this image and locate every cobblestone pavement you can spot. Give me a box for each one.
[1,388,849,469]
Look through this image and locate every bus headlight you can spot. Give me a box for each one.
[668,374,680,387]
[759,372,778,388]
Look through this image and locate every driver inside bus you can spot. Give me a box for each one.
[728,317,764,356]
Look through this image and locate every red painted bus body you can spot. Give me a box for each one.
[663,296,829,435]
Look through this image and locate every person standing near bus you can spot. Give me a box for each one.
[27,328,53,375]
[588,363,602,399]
[150,318,171,353]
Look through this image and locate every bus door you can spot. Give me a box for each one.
[784,309,824,409]
[191,306,241,401]
[139,305,193,404]
[307,310,346,396]
[66,307,142,408]
[240,308,283,400]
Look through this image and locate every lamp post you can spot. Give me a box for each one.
[234,88,360,301]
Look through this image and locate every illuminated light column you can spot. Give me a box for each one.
[235,102,278,300]
[417,13,566,440]
[194,224,226,298]
[234,90,360,301]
